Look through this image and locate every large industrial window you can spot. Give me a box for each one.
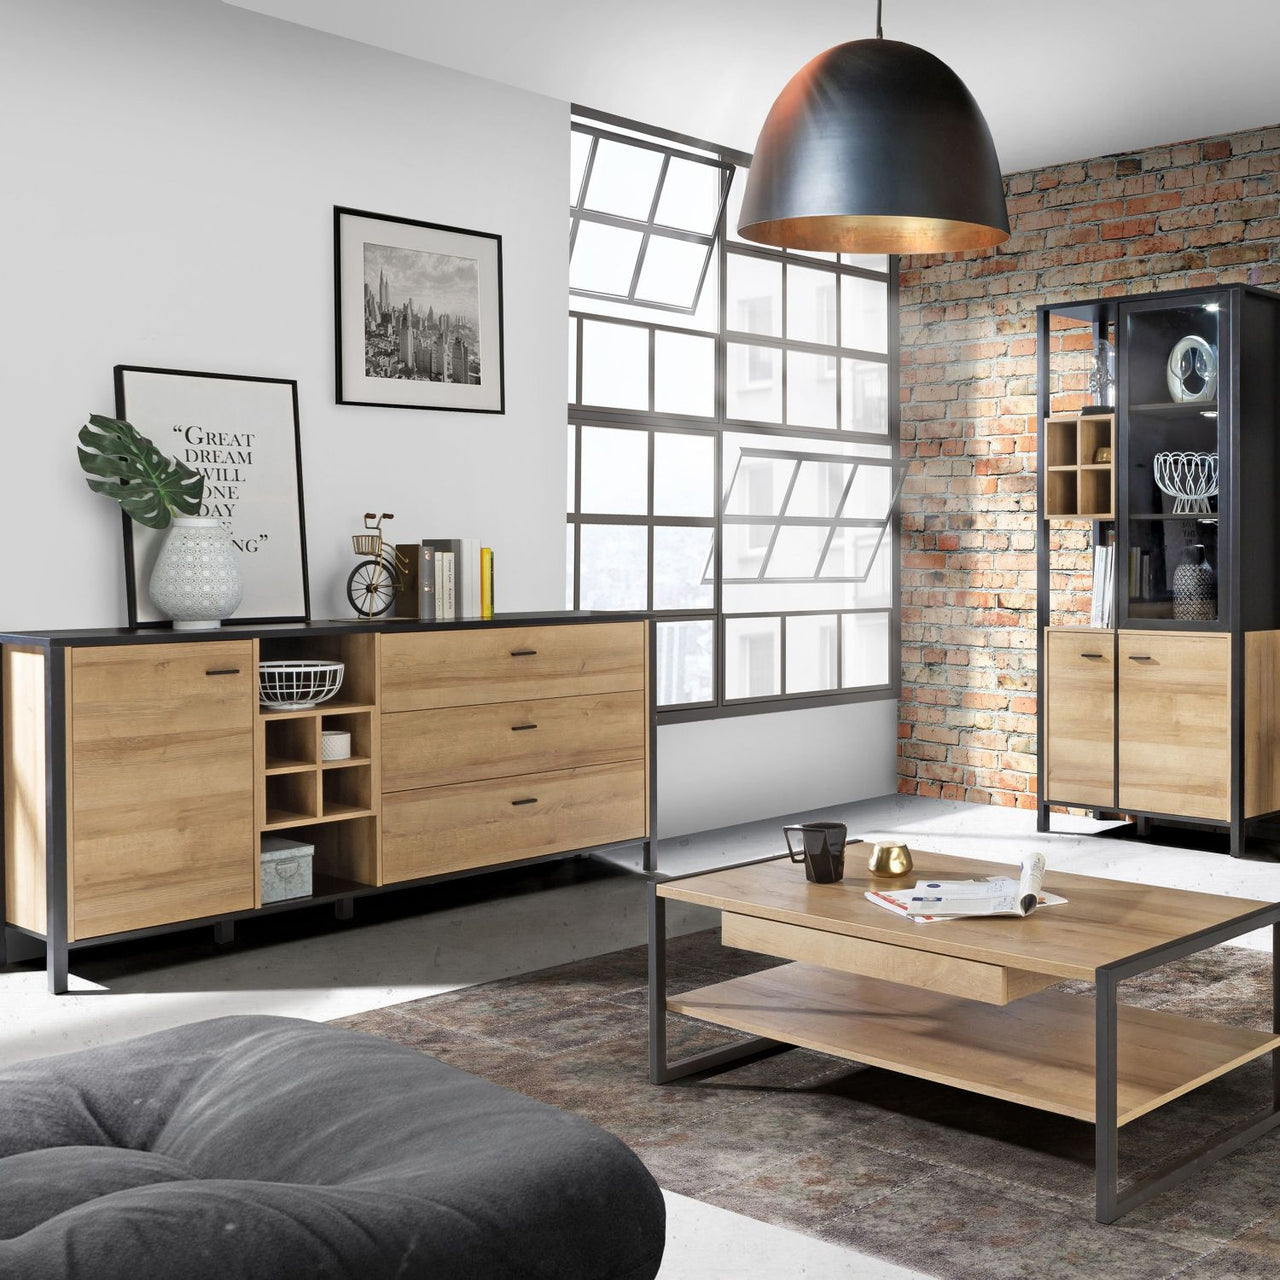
[567,108,901,718]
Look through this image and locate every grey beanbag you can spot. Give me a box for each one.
[0,1015,665,1280]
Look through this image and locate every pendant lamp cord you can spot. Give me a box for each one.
[875,0,883,37]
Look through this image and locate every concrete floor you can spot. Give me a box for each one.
[3,794,1278,1280]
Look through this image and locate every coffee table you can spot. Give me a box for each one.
[648,845,1280,1223]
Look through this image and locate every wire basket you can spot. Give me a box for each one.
[1154,451,1219,515]
[258,660,345,711]
[351,534,382,556]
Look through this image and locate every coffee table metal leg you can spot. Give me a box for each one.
[648,881,784,1086]
[1094,907,1280,1224]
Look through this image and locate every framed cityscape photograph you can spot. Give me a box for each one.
[115,365,310,627]
[334,206,505,413]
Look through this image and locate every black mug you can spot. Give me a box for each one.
[783,821,848,884]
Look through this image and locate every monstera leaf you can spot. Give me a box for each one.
[77,415,205,529]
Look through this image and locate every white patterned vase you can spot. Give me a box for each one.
[148,516,243,630]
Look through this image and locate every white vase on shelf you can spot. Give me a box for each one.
[148,516,243,630]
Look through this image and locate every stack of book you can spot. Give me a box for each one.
[1089,538,1115,627]
[1127,547,1153,601]
[393,541,495,621]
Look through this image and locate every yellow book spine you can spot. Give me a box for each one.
[481,547,493,619]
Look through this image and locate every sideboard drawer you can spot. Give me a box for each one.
[382,690,645,792]
[382,759,646,882]
[381,622,645,712]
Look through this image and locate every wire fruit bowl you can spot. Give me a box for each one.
[259,660,345,711]
[1154,451,1219,515]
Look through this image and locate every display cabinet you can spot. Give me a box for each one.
[1036,284,1280,854]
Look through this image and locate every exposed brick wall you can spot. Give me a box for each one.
[897,124,1280,808]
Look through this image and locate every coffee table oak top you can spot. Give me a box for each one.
[657,845,1274,980]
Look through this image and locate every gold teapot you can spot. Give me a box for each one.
[868,840,913,878]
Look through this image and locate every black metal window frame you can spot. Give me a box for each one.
[568,105,901,724]
[570,121,734,316]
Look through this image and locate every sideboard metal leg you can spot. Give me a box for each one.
[213,920,235,945]
[45,649,69,997]
[335,897,354,921]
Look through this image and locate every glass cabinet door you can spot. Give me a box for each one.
[1118,293,1228,629]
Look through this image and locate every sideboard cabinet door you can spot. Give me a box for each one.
[69,642,255,940]
[1044,629,1115,809]
[1117,633,1230,822]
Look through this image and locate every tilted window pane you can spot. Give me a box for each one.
[655,157,722,234]
[725,616,781,698]
[822,525,885,579]
[570,221,643,297]
[841,274,889,353]
[727,343,782,422]
[789,459,853,518]
[580,425,648,514]
[786,614,839,693]
[841,358,889,433]
[635,234,707,309]
[657,619,715,706]
[570,130,592,206]
[654,431,715,516]
[766,525,828,578]
[843,611,891,687]
[583,138,663,219]
[722,522,773,580]
[654,330,714,417]
[723,452,793,516]
[726,253,782,337]
[579,523,648,610]
[653,526,715,610]
[844,462,894,521]
[786,349,837,430]
[580,320,648,409]
[786,265,838,346]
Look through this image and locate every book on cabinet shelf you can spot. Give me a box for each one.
[1090,536,1115,629]
[417,540,495,621]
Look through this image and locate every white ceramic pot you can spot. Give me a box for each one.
[148,516,243,630]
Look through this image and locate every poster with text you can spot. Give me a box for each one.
[115,366,309,626]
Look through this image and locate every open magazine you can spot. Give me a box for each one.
[865,854,1067,924]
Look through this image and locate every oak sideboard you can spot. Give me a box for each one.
[1,612,653,992]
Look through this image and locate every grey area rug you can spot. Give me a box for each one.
[333,931,1280,1280]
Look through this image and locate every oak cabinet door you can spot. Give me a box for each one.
[1117,633,1230,822]
[1044,630,1115,808]
[69,642,255,939]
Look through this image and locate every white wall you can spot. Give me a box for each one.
[1,0,897,836]
[0,0,568,628]
[656,700,898,838]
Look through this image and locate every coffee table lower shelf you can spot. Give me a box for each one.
[668,961,1280,1126]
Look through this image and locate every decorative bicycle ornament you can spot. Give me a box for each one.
[347,512,409,617]
[1166,334,1218,404]
[258,660,345,710]
[1154,451,1219,514]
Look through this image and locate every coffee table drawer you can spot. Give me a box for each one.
[722,912,1055,1006]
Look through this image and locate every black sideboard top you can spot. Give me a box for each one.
[0,610,652,649]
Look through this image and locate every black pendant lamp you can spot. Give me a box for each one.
[738,1,1010,255]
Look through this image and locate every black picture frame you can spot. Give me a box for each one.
[114,365,311,628]
[333,205,506,414]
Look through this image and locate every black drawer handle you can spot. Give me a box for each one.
[1128,655,1154,662]
[511,797,538,806]
[205,668,241,676]
[511,723,539,732]
[509,649,538,657]
[1079,652,1104,659]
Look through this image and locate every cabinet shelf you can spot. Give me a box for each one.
[259,700,376,721]
[321,755,372,770]
[264,757,314,775]
[1130,513,1218,522]
[1130,401,1218,415]
[261,804,376,832]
